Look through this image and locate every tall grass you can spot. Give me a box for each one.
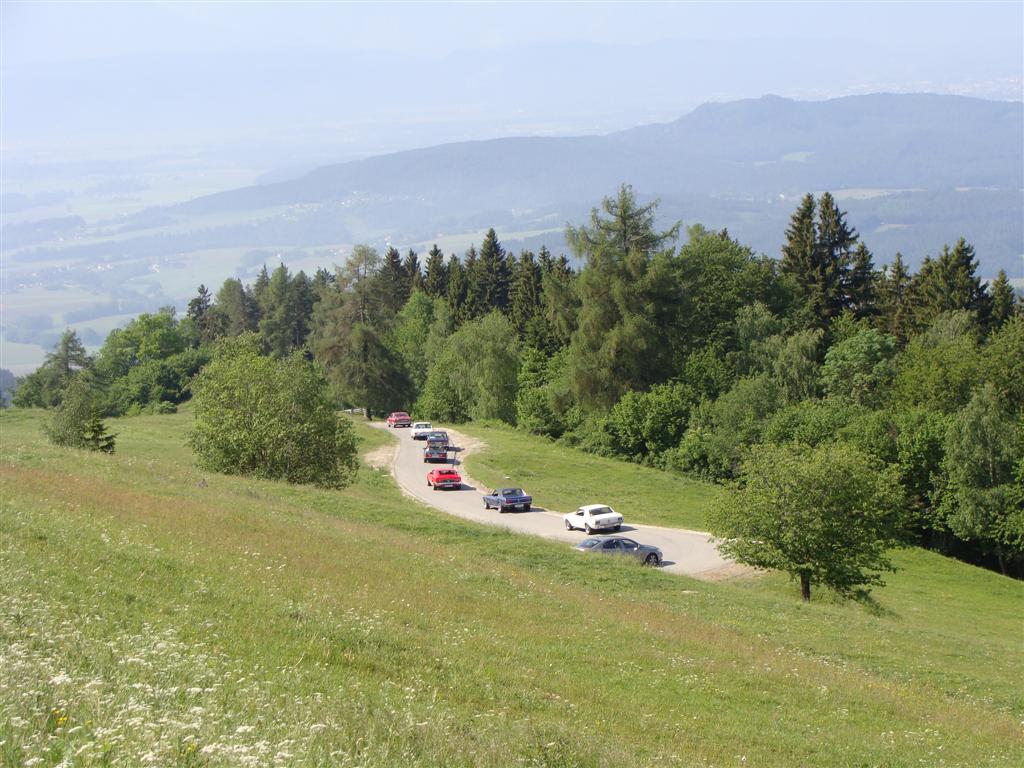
[1,408,1021,766]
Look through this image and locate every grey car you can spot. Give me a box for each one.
[573,536,662,566]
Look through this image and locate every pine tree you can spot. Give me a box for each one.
[379,246,407,302]
[187,284,224,344]
[475,228,511,314]
[214,278,258,336]
[402,249,423,296]
[287,270,315,349]
[446,255,469,325]
[45,329,91,380]
[462,246,481,320]
[259,263,295,356]
[509,250,543,338]
[252,265,271,314]
[876,253,914,342]
[914,238,991,328]
[989,270,1017,329]
[423,244,448,297]
[846,242,878,319]
[83,408,116,453]
[566,184,679,259]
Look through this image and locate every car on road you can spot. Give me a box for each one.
[564,504,624,534]
[574,536,662,566]
[426,430,450,448]
[423,443,448,462]
[426,467,462,490]
[483,487,533,513]
[411,421,434,440]
[386,411,412,428]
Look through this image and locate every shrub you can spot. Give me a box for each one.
[188,334,358,488]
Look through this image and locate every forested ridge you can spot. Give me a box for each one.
[14,186,1024,577]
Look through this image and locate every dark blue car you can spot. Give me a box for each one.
[482,487,533,513]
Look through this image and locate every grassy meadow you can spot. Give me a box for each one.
[1,408,1022,767]
[457,422,719,530]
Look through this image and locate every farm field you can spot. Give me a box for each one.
[1,408,1022,766]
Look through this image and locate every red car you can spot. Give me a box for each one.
[386,411,412,427]
[427,468,462,490]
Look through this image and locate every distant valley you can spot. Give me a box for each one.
[2,92,1022,373]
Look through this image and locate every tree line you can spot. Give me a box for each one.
[14,185,1023,583]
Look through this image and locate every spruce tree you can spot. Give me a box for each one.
[259,264,295,356]
[423,244,448,297]
[566,184,679,259]
[446,254,469,325]
[846,242,878,319]
[462,246,481,321]
[252,265,271,313]
[379,246,408,310]
[402,249,423,296]
[475,228,511,314]
[83,409,116,453]
[876,253,914,342]
[989,270,1017,329]
[509,250,543,338]
[914,238,991,327]
[214,278,258,336]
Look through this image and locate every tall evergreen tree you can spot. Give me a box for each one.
[988,269,1017,330]
[423,244,448,297]
[187,284,223,345]
[876,253,914,343]
[402,249,423,296]
[446,254,469,325]
[379,246,408,313]
[259,264,295,357]
[846,242,877,319]
[475,228,511,314]
[509,249,543,338]
[45,329,92,380]
[564,187,683,408]
[462,246,481,321]
[913,238,991,328]
[252,265,271,315]
[214,278,258,336]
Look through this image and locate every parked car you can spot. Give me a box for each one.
[564,504,624,534]
[411,421,434,439]
[574,536,662,566]
[423,444,448,463]
[427,467,462,490]
[483,487,533,512]
[426,430,450,448]
[386,411,412,428]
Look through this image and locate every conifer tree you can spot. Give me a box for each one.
[84,409,116,453]
[876,253,914,342]
[446,254,469,325]
[913,238,991,328]
[462,246,481,321]
[252,265,271,313]
[403,249,423,295]
[214,278,258,336]
[379,246,408,310]
[846,242,877,319]
[423,244,448,297]
[988,270,1017,330]
[259,264,295,356]
[509,250,542,338]
[475,228,511,314]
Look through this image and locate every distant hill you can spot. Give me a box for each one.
[159,93,1021,274]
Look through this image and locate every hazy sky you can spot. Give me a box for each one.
[4,1,1022,65]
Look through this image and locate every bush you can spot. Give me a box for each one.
[188,334,358,488]
[44,376,116,453]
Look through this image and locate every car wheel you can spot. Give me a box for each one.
[523,504,531,511]
[427,481,431,487]
[499,504,507,514]
[565,520,573,531]
[614,525,622,532]
[484,501,490,509]
[644,553,660,567]
[432,485,438,491]
[585,524,593,535]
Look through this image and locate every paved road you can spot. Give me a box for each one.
[377,424,734,579]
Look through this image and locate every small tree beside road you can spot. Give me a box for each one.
[709,441,907,601]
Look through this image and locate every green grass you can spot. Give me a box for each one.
[457,422,719,530]
[1,408,1022,766]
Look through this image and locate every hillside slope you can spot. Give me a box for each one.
[1,409,1022,766]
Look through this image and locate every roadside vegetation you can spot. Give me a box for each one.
[2,408,1022,766]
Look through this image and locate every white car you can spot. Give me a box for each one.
[411,422,434,440]
[564,504,624,534]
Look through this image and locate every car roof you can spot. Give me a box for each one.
[579,503,613,512]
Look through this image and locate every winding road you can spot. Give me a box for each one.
[375,424,738,580]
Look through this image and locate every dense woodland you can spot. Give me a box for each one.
[13,186,1024,577]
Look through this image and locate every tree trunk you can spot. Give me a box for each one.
[800,573,811,602]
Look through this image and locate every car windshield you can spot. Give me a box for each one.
[589,507,613,516]
[576,539,602,549]
[501,488,524,496]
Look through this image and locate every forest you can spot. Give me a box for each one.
[14,185,1023,577]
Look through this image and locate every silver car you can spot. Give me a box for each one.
[573,536,662,566]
